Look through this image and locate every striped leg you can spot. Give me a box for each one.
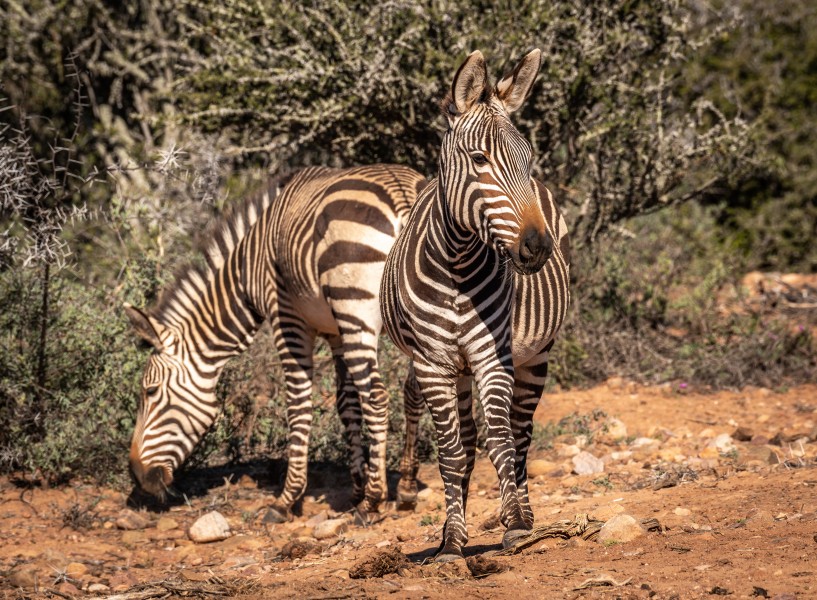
[414,360,468,561]
[457,375,478,513]
[472,360,530,548]
[512,349,550,528]
[332,317,389,517]
[396,363,423,509]
[329,336,366,506]
[264,301,316,523]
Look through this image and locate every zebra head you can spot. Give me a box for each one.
[124,303,219,498]
[440,49,552,275]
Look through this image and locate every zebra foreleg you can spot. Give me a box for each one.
[414,360,468,561]
[263,312,316,524]
[512,351,550,529]
[396,363,423,509]
[473,363,530,549]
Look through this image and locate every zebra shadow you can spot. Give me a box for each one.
[125,458,425,518]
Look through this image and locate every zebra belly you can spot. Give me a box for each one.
[294,295,340,336]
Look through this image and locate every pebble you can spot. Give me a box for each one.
[589,503,625,521]
[313,518,348,540]
[65,562,88,579]
[598,418,628,443]
[416,487,434,500]
[156,517,179,532]
[708,433,736,453]
[674,507,691,516]
[188,511,231,543]
[572,451,604,475]
[527,458,558,478]
[87,583,110,593]
[305,510,329,527]
[8,567,39,589]
[597,514,646,544]
[122,530,149,544]
[555,443,581,458]
[115,509,150,530]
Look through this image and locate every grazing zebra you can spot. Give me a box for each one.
[380,50,571,560]
[125,164,426,522]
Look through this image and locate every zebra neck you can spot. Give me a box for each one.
[433,185,508,278]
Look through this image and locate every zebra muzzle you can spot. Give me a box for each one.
[516,226,553,274]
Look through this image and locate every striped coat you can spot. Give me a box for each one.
[381,50,570,560]
[126,164,426,521]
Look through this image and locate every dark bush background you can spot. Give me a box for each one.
[0,0,814,486]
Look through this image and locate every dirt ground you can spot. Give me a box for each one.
[1,382,816,600]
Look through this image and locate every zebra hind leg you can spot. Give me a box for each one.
[329,337,367,506]
[396,363,423,510]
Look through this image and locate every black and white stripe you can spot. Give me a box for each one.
[125,164,426,521]
[381,50,571,560]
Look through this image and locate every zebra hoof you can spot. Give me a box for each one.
[395,489,418,511]
[501,528,531,550]
[262,506,291,524]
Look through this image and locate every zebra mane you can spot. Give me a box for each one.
[150,175,286,323]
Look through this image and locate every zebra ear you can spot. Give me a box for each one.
[124,303,165,350]
[449,50,488,117]
[495,49,542,114]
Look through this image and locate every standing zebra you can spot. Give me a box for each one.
[125,164,426,522]
[380,50,571,560]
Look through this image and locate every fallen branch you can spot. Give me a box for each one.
[494,513,605,556]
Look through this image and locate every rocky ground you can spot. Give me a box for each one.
[1,382,816,600]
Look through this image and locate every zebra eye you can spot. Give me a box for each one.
[145,385,160,396]
[471,153,489,166]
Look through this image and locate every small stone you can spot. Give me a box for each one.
[305,510,329,527]
[673,507,691,517]
[598,418,628,444]
[699,447,721,460]
[708,433,736,453]
[290,525,314,538]
[238,474,256,488]
[64,562,88,579]
[732,426,753,442]
[572,451,604,475]
[657,447,686,462]
[376,540,392,548]
[416,487,434,500]
[156,517,179,532]
[527,459,558,478]
[8,567,39,589]
[188,511,231,543]
[56,582,81,596]
[331,569,350,579]
[597,514,646,544]
[313,518,348,540]
[116,509,150,530]
[555,443,581,458]
[589,503,625,521]
[396,532,411,542]
[122,530,149,544]
[87,583,110,593]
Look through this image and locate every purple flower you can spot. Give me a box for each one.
[679,382,688,389]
